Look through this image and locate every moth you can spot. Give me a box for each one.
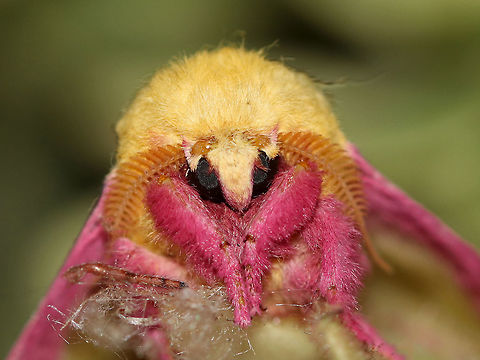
[9,47,480,360]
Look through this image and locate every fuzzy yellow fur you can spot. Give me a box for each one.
[115,47,347,213]
[116,47,346,161]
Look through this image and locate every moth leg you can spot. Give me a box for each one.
[287,197,400,358]
[146,177,252,326]
[342,313,404,360]
[242,166,322,315]
[64,263,186,289]
[301,196,364,310]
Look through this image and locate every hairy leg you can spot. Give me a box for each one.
[302,196,364,310]
[284,196,402,359]
[242,166,322,315]
[343,313,404,360]
[146,177,252,326]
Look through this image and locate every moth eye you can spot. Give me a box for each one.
[259,150,270,168]
[252,151,278,198]
[187,157,224,203]
[196,157,219,190]
[253,151,270,185]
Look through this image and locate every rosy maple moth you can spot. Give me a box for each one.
[8,47,480,360]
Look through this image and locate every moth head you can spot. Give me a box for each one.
[116,47,346,164]
[184,131,278,211]
[113,47,347,216]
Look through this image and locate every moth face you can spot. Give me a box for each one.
[184,133,279,211]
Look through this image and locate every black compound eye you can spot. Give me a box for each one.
[196,157,219,190]
[187,157,224,203]
[253,151,270,185]
[258,150,269,168]
[252,151,278,198]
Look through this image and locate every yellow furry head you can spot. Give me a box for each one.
[115,47,346,210]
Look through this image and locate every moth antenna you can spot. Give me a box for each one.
[278,132,392,272]
[358,227,393,273]
[104,145,184,238]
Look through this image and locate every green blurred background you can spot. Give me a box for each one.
[1,0,479,358]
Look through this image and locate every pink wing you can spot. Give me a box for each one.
[7,184,110,360]
[350,145,480,312]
